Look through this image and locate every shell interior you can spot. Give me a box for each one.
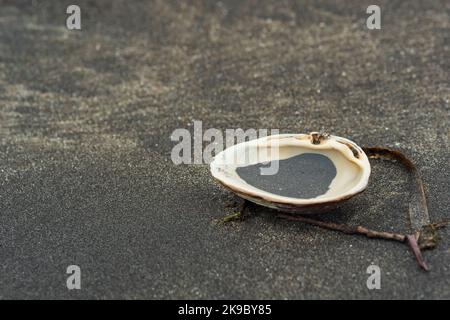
[210,134,371,206]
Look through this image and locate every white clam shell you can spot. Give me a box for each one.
[210,133,371,214]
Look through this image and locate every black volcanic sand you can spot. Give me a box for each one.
[236,153,336,198]
[0,0,449,299]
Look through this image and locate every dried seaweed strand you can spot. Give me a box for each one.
[362,147,431,232]
[363,147,438,270]
[219,199,247,223]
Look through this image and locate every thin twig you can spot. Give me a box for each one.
[277,214,406,242]
[277,213,433,271]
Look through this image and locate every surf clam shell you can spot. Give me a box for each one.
[210,132,371,214]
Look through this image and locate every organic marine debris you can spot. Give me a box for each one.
[212,132,448,271]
